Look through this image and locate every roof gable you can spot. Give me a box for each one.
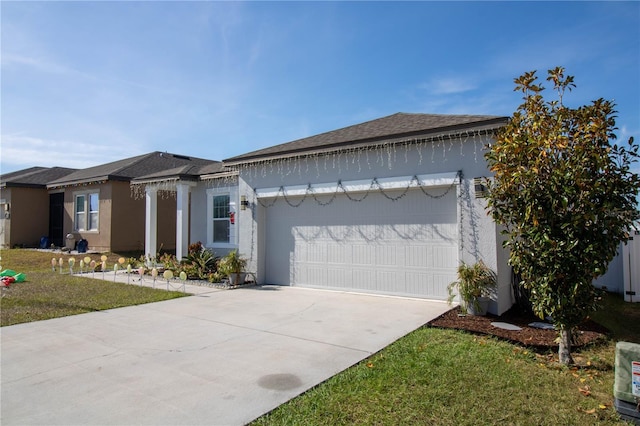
[225,112,508,164]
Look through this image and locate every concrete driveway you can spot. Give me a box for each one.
[1,284,450,425]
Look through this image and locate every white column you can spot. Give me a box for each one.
[175,183,190,261]
[145,187,158,264]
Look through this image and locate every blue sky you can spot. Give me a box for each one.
[1,1,639,175]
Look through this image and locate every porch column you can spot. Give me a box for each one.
[145,187,158,264]
[175,183,190,261]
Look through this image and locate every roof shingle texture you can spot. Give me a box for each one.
[47,152,220,187]
[1,167,77,188]
[225,112,508,163]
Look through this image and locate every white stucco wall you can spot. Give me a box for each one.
[235,135,514,315]
[189,184,208,249]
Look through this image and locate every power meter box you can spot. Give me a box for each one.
[614,341,640,424]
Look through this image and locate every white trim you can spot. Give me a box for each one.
[255,172,459,199]
[206,186,239,248]
[145,187,158,260]
[72,189,100,232]
[143,180,197,191]
[175,183,191,261]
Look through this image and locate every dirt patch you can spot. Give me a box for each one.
[428,306,609,349]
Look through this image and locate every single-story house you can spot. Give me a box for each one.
[45,152,218,253]
[223,112,514,315]
[0,166,77,248]
[5,112,632,310]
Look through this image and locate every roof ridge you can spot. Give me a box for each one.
[107,152,160,176]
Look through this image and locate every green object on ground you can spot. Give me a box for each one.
[0,270,26,282]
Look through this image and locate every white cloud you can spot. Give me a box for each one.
[0,134,143,172]
[420,76,477,96]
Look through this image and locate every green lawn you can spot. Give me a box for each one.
[253,294,639,426]
[1,249,187,326]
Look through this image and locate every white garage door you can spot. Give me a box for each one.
[263,187,458,300]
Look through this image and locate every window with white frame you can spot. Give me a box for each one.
[212,194,230,243]
[206,187,237,247]
[74,192,99,231]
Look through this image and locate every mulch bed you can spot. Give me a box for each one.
[428,306,610,350]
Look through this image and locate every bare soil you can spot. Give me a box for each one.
[428,306,609,349]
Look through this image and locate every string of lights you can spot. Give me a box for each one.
[231,129,494,180]
[254,172,462,209]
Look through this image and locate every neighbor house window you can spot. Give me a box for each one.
[74,192,99,231]
[212,194,230,243]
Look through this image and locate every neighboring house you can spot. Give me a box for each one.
[46,152,218,253]
[223,112,514,315]
[130,161,236,261]
[0,166,77,248]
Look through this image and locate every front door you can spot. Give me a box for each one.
[49,193,64,247]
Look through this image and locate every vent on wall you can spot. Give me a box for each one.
[474,177,488,198]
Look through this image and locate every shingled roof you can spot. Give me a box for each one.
[224,112,508,165]
[131,161,228,184]
[47,152,218,188]
[1,166,77,189]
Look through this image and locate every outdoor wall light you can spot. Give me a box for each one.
[474,177,488,198]
[240,195,249,210]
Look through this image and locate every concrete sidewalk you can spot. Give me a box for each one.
[1,281,450,425]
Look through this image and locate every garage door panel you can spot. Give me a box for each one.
[376,271,401,293]
[327,267,352,288]
[306,266,327,286]
[352,244,376,266]
[352,268,377,291]
[327,243,351,264]
[406,245,431,268]
[405,272,433,296]
[307,243,327,263]
[264,188,458,299]
[376,245,398,267]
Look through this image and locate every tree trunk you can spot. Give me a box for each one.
[558,329,574,365]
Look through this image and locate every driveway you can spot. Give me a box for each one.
[1,284,450,425]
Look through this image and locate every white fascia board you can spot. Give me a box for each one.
[255,171,459,199]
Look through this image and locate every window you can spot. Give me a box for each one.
[206,187,237,248]
[212,194,230,243]
[88,193,99,230]
[75,195,86,231]
[74,193,99,231]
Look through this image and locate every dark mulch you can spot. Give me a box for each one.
[428,306,610,349]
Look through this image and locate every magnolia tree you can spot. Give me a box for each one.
[486,67,640,365]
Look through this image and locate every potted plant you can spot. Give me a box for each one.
[447,261,497,315]
[218,250,248,286]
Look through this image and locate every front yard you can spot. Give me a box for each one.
[0,249,187,326]
[1,249,638,424]
[251,292,639,425]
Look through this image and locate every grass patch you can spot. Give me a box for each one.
[253,294,640,426]
[1,249,187,326]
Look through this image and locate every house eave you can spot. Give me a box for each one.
[224,118,507,167]
[131,174,200,186]
[0,182,47,189]
[199,170,239,182]
[46,175,130,189]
